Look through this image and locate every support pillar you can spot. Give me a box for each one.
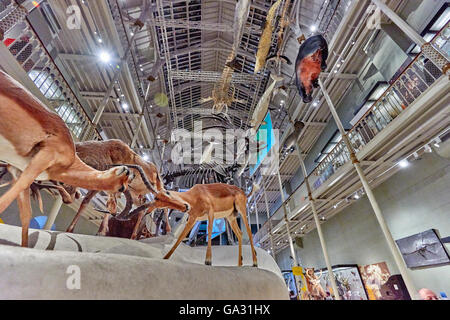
[276,168,302,298]
[295,145,341,300]
[262,187,276,260]
[254,197,260,232]
[318,79,418,300]
[43,196,63,230]
[371,0,449,76]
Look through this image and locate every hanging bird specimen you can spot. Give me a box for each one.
[295,34,328,103]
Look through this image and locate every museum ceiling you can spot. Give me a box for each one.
[27,0,408,219]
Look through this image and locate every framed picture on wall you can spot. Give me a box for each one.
[395,229,450,268]
[314,265,368,300]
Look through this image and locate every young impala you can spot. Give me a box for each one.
[130,183,259,267]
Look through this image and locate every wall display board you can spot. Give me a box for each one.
[395,229,450,268]
[358,262,391,300]
[315,265,368,300]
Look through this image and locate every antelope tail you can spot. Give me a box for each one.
[246,182,260,199]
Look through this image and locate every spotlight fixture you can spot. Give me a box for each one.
[398,159,409,168]
[99,51,111,63]
[312,101,319,107]
[354,193,360,200]
[424,144,432,153]
[333,204,337,209]
[143,154,150,161]
[310,25,317,32]
[97,38,103,43]
[433,138,441,148]
[121,102,129,110]
[413,152,419,159]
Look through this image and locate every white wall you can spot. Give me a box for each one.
[276,151,450,296]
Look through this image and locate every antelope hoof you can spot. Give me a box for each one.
[205,260,211,266]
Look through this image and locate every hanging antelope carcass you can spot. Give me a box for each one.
[128,183,259,266]
[0,70,131,247]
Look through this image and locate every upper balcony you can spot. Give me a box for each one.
[0,1,102,141]
[255,20,450,253]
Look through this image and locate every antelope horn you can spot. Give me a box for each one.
[126,201,157,219]
[109,164,157,194]
[114,190,134,220]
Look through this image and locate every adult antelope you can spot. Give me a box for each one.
[0,70,130,247]
[130,183,259,267]
[63,139,166,235]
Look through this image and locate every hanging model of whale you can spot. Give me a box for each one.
[295,35,328,103]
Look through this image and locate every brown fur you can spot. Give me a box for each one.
[297,50,322,95]
[132,183,258,267]
[65,139,165,234]
[0,70,130,247]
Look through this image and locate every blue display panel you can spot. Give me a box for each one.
[249,112,276,176]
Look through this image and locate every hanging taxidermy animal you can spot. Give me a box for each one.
[295,34,328,103]
[249,73,284,131]
[254,0,283,73]
[225,0,251,71]
[266,0,293,69]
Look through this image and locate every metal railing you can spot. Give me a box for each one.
[254,20,449,246]
[0,2,101,141]
[309,22,447,190]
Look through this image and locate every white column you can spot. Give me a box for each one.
[371,0,449,76]
[43,196,63,230]
[319,79,418,300]
[276,168,302,297]
[296,146,341,300]
[262,188,276,259]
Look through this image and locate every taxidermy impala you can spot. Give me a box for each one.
[63,139,166,235]
[0,70,131,247]
[129,183,259,267]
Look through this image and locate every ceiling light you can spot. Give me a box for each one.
[130,32,134,36]
[434,138,441,148]
[121,102,129,110]
[354,193,360,199]
[143,154,149,161]
[336,64,341,68]
[398,159,409,168]
[424,144,432,153]
[99,51,111,63]
[312,101,319,107]
[97,38,103,43]
[310,25,317,32]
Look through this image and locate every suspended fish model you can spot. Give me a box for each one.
[295,34,328,103]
